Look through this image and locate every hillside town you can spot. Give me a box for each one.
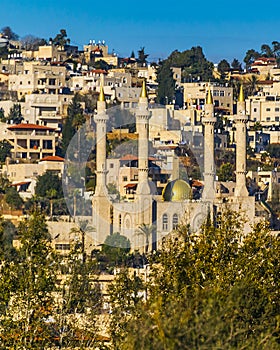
[0,27,280,348]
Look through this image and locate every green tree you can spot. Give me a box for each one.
[0,140,12,162]
[157,46,213,105]
[107,183,120,201]
[1,26,19,40]
[261,43,274,57]
[7,103,23,124]
[61,114,76,156]
[109,269,145,349]
[109,212,280,349]
[156,61,175,105]
[5,186,23,210]
[245,74,260,96]
[70,219,95,262]
[217,162,234,181]
[266,143,280,158]
[102,232,131,269]
[0,174,10,193]
[137,47,149,66]
[0,107,5,122]
[61,93,85,156]
[68,93,85,130]
[217,59,230,80]
[55,241,103,348]
[244,49,260,71]
[0,212,57,348]
[231,58,242,71]
[0,217,17,260]
[52,29,69,46]
[35,172,63,199]
[46,188,57,219]
[135,223,155,254]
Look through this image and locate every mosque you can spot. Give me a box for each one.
[91,82,255,251]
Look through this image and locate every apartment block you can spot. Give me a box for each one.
[8,62,66,98]
[24,93,72,130]
[1,123,56,160]
[181,82,234,115]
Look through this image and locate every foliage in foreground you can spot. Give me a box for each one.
[109,211,280,349]
[0,212,107,349]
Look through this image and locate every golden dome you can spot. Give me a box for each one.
[162,179,192,202]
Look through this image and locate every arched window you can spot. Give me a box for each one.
[162,214,168,231]
[172,214,178,230]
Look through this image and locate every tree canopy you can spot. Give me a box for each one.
[156,46,213,105]
[1,26,19,40]
[109,211,280,349]
[35,172,63,199]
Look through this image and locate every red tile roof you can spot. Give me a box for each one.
[40,155,64,162]
[10,181,31,186]
[90,69,108,74]
[120,154,137,161]
[7,123,55,131]
[124,183,137,188]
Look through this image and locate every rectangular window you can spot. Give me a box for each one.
[55,244,70,250]
[275,116,279,122]
[275,107,279,112]
[220,90,225,96]
[254,108,257,112]
[110,163,114,168]
[213,90,218,96]
[123,176,128,182]
[266,108,271,111]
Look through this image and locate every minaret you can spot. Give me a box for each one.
[94,85,108,196]
[234,85,248,197]
[136,80,152,195]
[202,85,216,200]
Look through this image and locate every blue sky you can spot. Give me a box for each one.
[3,0,280,65]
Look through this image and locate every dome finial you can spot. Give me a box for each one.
[140,79,147,99]
[206,84,213,105]
[238,84,245,102]
[98,85,105,102]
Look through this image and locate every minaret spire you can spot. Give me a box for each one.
[238,84,245,102]
[136,79,151,195]
[94,84,108,196]
[140,79,148,98]
[202,83,216,200]
[98,84,106,103]
[235,85,248,197]
[206,85,213,105]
